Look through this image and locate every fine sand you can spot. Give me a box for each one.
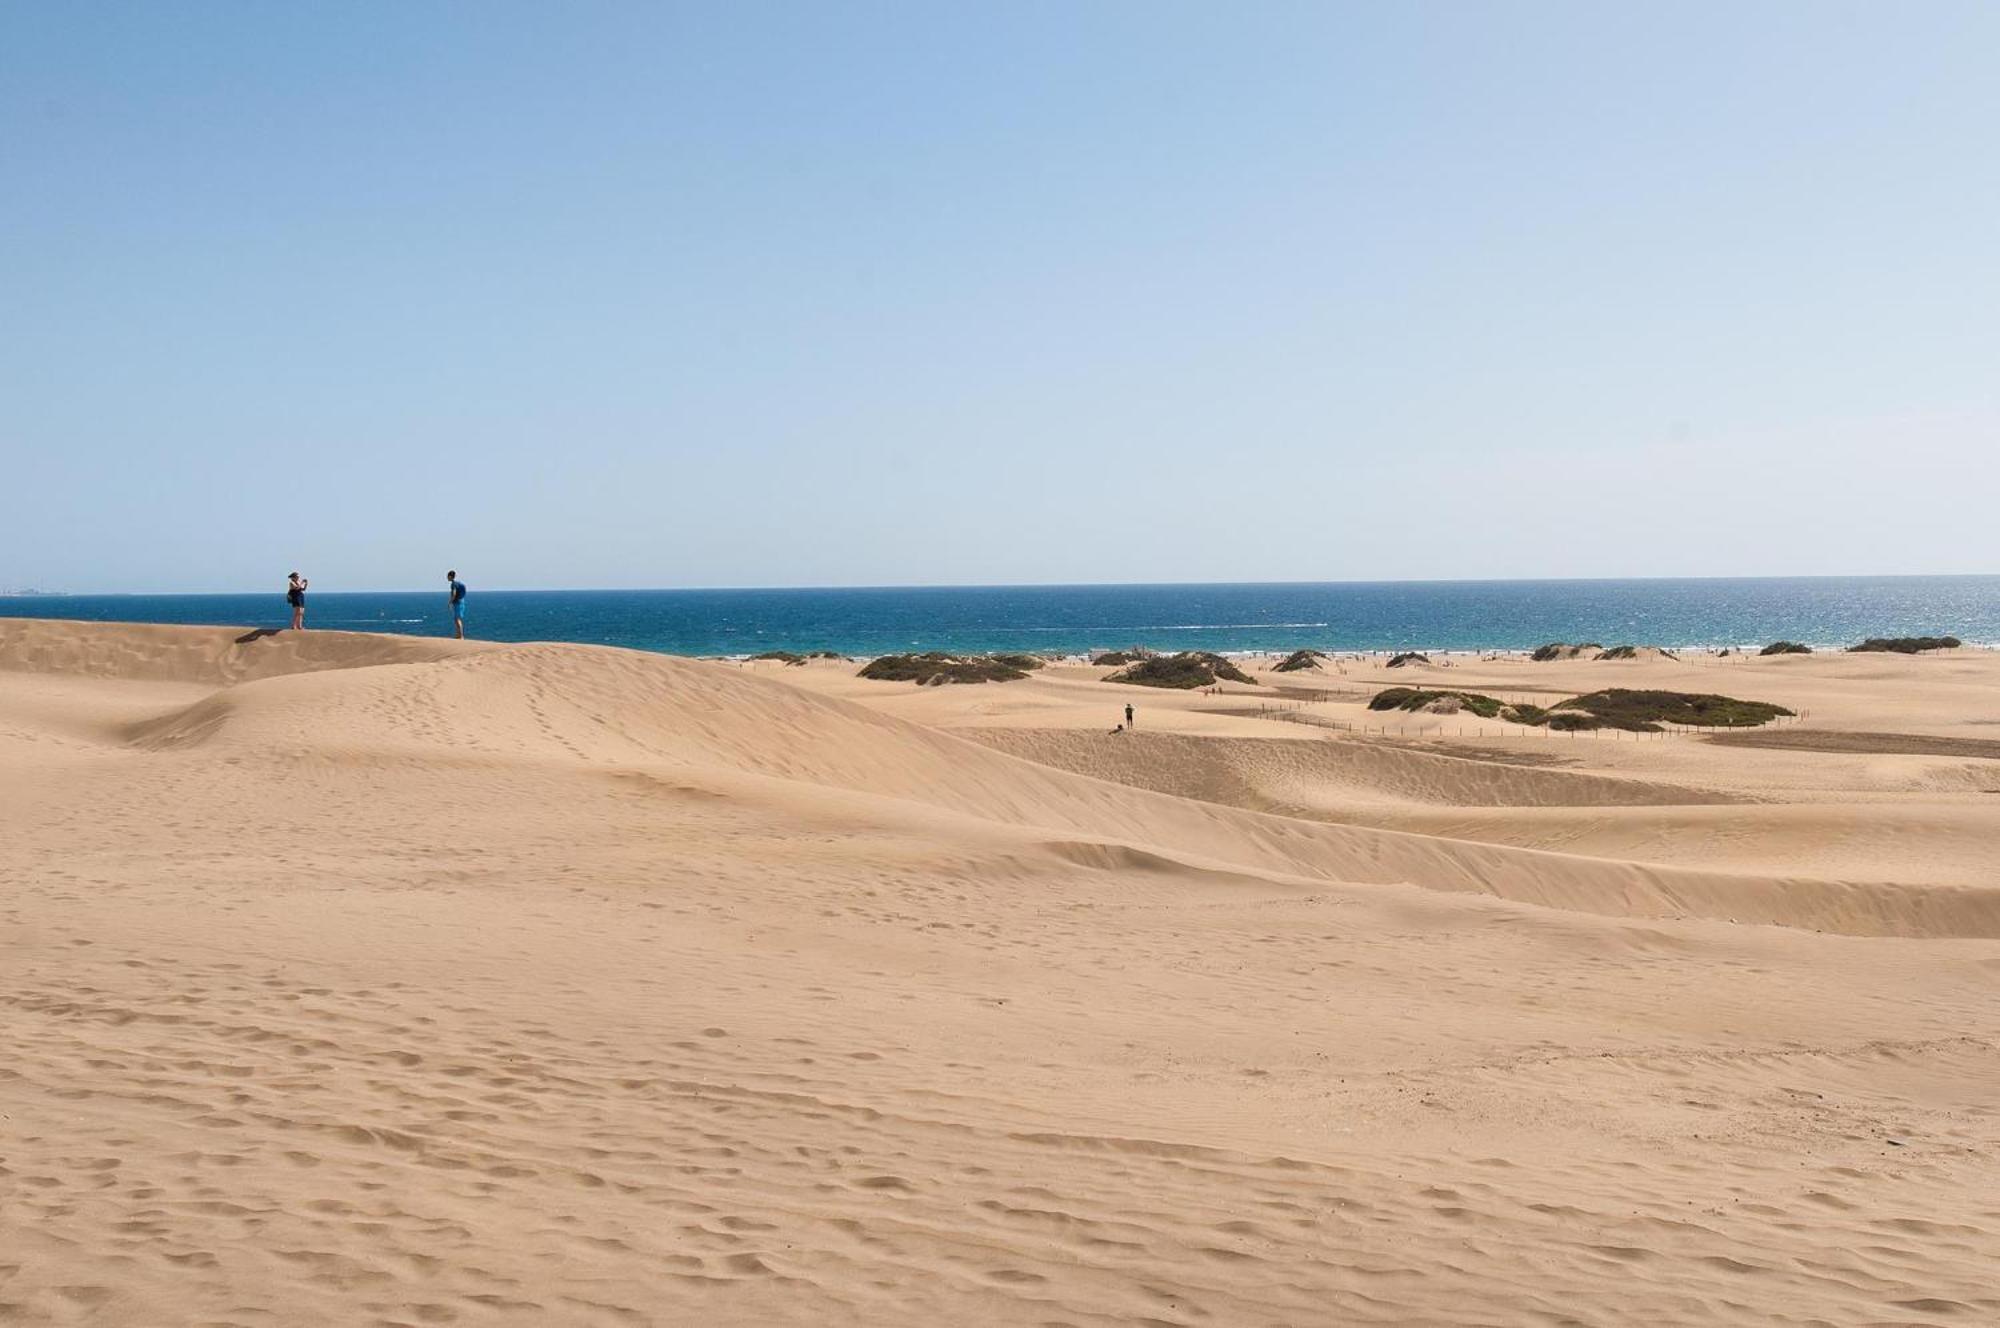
[4,620,1998,1326]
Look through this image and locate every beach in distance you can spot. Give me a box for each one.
[3,613,1997,1325]
[6,574,2000,658]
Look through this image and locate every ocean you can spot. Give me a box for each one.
[3,577,1995,658]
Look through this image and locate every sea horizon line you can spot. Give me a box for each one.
[9,570,1999,599]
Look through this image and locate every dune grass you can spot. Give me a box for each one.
[1593,645,1678,661]
[1530,642,1601,661]
[1369,687,1505,719]
[1273,649,1328,673]
[1760,641,1812,656]
[1546,689,1792,732]
[858,652,1032,685]
[1106,652,1257,689]
[1365,687,1791,732]
[1848,636,1961,654]
[1385,652,1430,668]
[753,649,850,664]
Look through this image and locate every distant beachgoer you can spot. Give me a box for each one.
[446,570,467,639]
[1124,702,1135,729]
[287,571,308,630]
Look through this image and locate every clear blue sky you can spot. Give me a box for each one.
[3,2,1995,592]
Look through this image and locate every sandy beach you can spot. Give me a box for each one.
[4,618,1998,1326]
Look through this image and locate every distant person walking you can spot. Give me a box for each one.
[287,571,308,630]
[446,570,467,639]
[1125,702,1135,729]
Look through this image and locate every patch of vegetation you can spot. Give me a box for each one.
[1848,636,1961,654]
[1546,710,1600,731]
[1105,651,1258,689]
[857,652,1031,685]
[1546,689,1792,733]
[751,648,849,664]
[1369,687,1505,719]
[1594,645,1678,661]
[1272,649,1328,673]
[1760,641,1812,656]
[989,653,1047,671]
[1385,652,1430,668]
[1530,642,1601,662]
[1502,702,1548,725]
[1091,650,1154,666]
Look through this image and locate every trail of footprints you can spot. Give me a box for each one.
[5,703,1998,1325]
[5,942,1998,1327]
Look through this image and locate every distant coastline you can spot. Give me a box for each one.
[3,577,1995,659]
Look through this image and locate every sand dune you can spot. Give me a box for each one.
[963,726,1742,810]
[0,615,487,684]
[1710,727,2000,759]
[4,620,1998,1325]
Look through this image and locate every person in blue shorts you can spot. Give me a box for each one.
[446,570,467,639]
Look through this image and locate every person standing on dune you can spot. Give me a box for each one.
[446,570,467,639]
[1125,702,1134,729]
[287,571,308,630]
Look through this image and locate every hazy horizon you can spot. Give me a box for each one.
[5,3,1997,592]
[10,570,2000,600]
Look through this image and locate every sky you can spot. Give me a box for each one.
[2,2,1996,593]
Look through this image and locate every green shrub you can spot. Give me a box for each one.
[1106,652,1257,689]
[1530,642,1601,662]
[1368,688,1504,718]
[1592,645,1679,661]
[858,652,1031,685]
[1848,636,1961,654]
[1091,650,1153,666]
[1273,649,1328,673]
[1365,686,1786,731]
[751,648,848,664]
[1385,652,1430,668]
[1760,641,1811,656]
[1548,689,1792,732]
[989,653,1047,671]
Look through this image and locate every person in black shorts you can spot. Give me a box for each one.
[1124,702,1134,730]
[287,571,308,630]
[446,570,467,639]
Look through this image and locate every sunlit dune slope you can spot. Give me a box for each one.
[5,618,2000,1327]
[6,619,1996,938]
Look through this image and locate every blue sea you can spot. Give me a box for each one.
[3,577,1996,658]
